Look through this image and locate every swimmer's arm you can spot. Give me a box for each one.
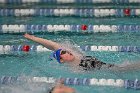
[24,33,61,50]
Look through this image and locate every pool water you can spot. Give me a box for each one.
[1,6,140,93]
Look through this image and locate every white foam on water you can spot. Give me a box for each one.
[59,39,85,58]
[0,76,55,93]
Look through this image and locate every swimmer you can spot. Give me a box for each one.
[47,78,75,93]
[24,33,115,70]
[48,84,75,93]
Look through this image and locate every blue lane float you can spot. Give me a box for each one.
[0,0,139,4]
[1,24,140,33]
[63,78,90,85]
[0,76,140,90]
[118,46,140,52]
[0,45,140,55]
[0,76,18,84]
[0,8,140,17]
[125,79,140,90]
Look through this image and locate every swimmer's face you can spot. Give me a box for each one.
[60,50,75,63]
[52,85,75,93]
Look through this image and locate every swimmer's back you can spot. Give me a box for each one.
[79,56,115,70]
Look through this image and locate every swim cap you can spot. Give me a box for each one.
[52,49,62,63]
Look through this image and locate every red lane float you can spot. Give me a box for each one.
[22,45,30,52]
[124,8,130,16]
[81,25,87,30]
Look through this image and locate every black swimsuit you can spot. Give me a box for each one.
[79,56,114,70]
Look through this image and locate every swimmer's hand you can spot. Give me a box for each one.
[23,33,61,50]
[24,33,34,40]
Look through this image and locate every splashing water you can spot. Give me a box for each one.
[0,76,55,93]
[59,39,85,58]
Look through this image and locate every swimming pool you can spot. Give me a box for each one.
[1,2,140,93]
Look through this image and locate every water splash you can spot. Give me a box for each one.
[0,76,55,93]
[59,39,85,57]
